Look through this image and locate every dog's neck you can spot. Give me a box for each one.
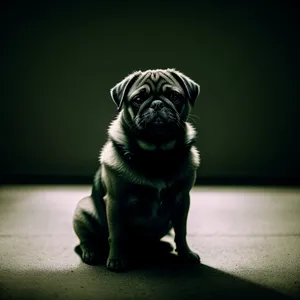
[136,139,177,151]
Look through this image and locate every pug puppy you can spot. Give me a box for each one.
[73,68,201,272]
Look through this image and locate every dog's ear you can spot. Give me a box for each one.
[168,69,200,107]
[110,71,142,111]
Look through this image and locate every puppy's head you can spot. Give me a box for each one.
[110,69,200,137]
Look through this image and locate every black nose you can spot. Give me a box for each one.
[150,100,164,110]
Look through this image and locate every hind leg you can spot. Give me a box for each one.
[73,196,108,265]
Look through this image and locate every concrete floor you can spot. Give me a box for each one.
[0,185,299,300]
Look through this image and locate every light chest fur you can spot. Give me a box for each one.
[99,112,200,193]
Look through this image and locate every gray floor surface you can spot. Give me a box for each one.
[0,185,299,300]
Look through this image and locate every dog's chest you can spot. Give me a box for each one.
[126,188,173,228]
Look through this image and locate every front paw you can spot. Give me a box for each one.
[177,250,201,264]
[82,248,99,264]
[106,257,128,272]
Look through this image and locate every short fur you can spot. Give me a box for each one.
[73,68,201,272]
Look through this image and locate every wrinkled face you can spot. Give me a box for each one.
[110,68,200,137]
[126,71,186,134]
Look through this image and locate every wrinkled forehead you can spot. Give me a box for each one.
[127,70,184,96]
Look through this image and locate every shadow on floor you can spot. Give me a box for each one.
[1,241,296,300]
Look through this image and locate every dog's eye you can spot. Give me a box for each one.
[132,95,143,107]
[169,91,181,104]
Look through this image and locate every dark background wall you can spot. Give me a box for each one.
[1,1,299,182]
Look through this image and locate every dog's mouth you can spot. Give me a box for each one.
[147,112,172,132]
[152,116,164,126]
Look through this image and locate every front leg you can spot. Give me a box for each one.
[172,192,200,264]
[105,194,129,272]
